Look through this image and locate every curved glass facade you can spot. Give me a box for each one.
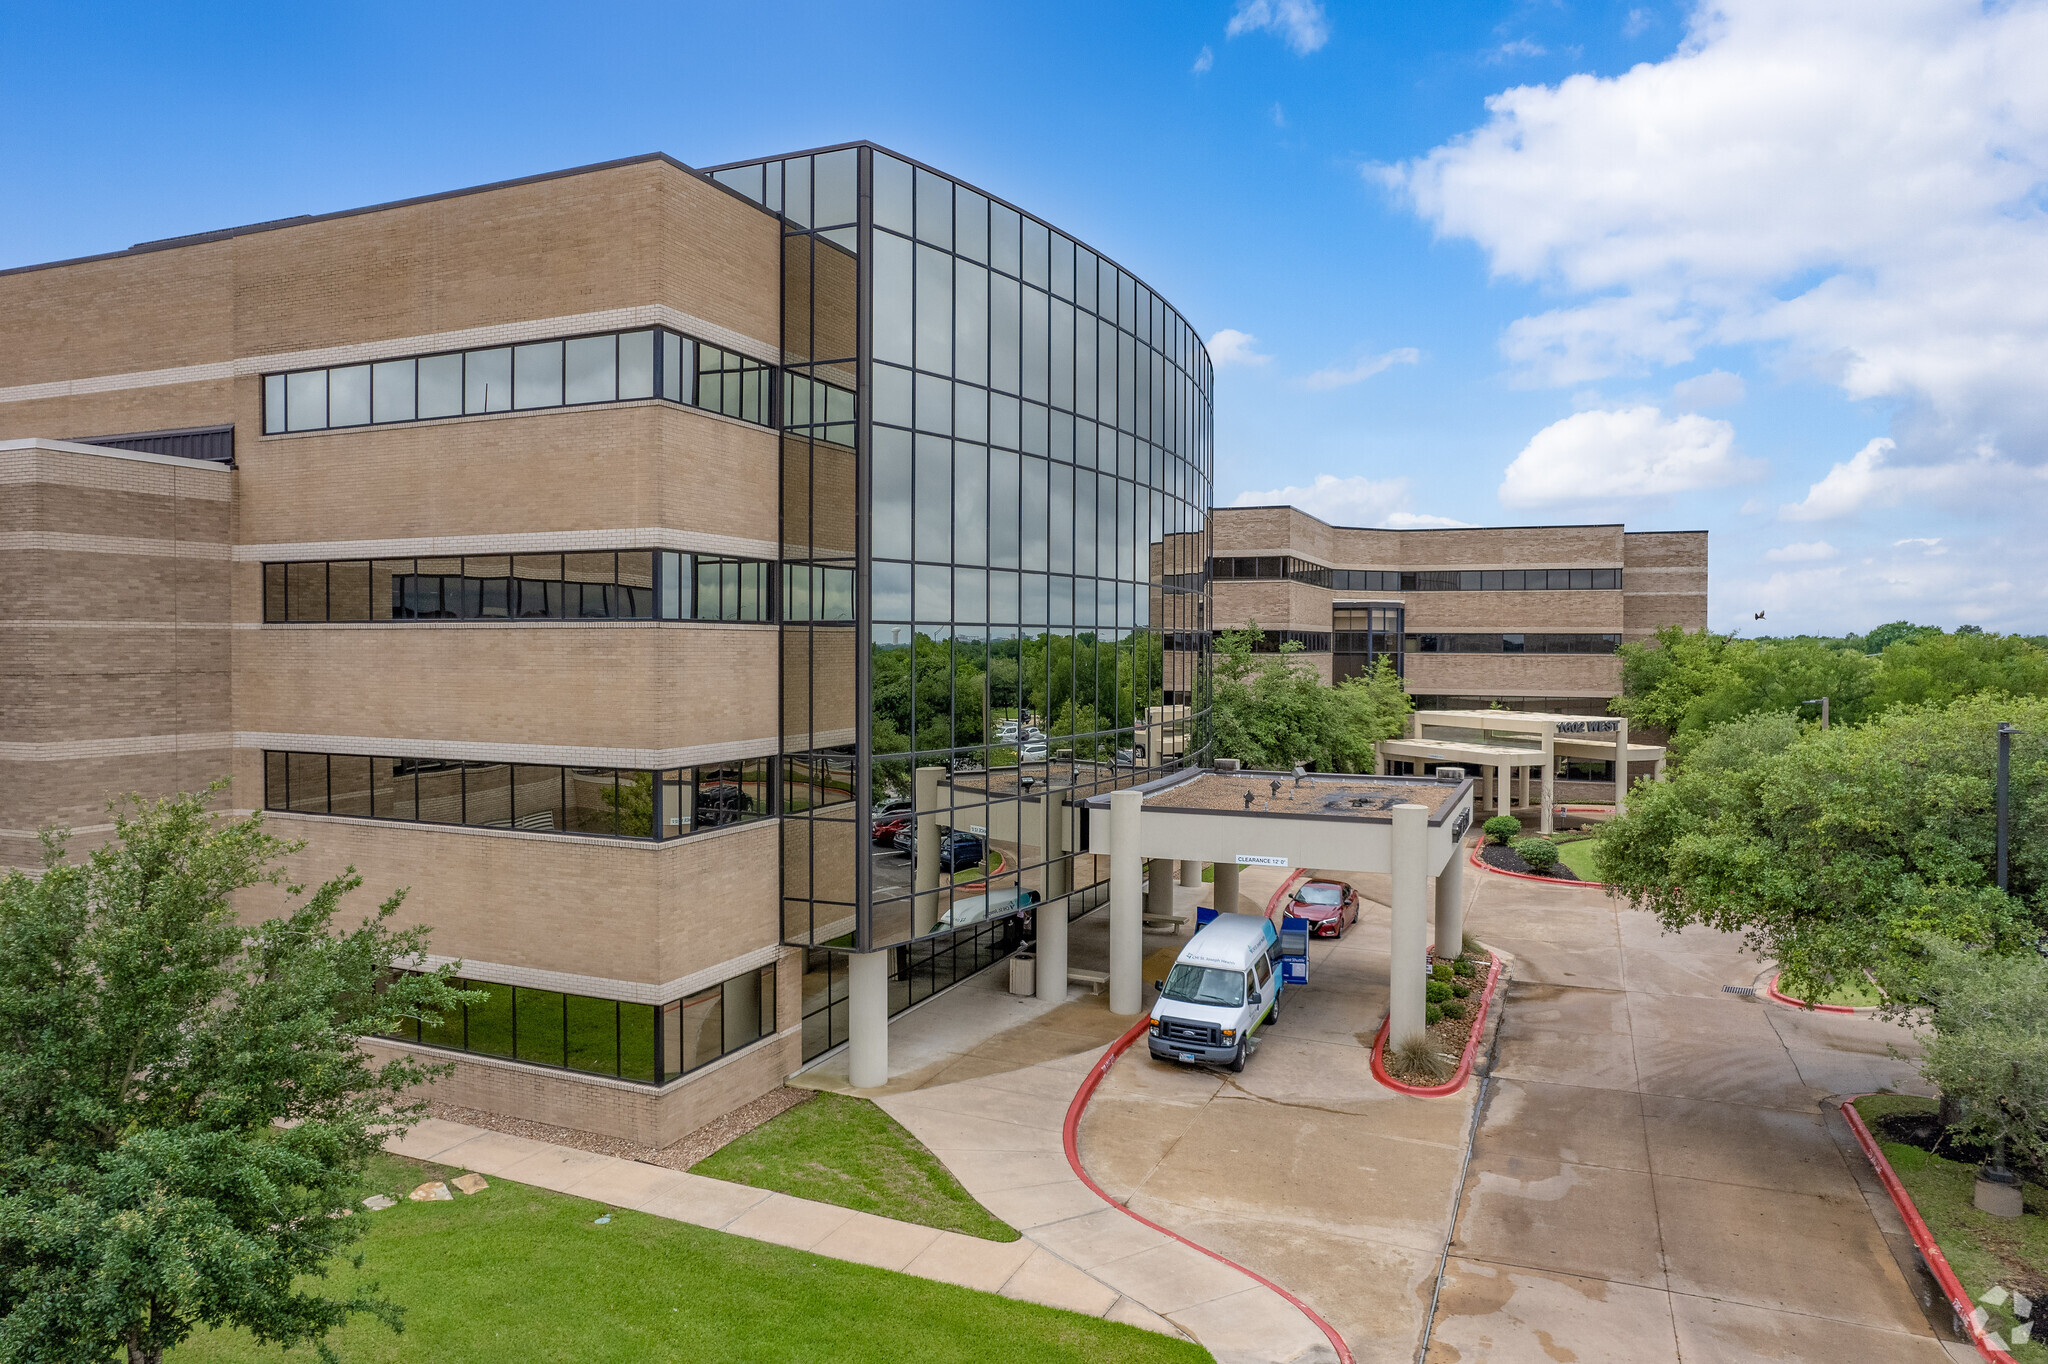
[704,144,1213,1057]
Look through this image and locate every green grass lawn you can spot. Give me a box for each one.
[169,1154,1205,1364]
[1781,974,1883,1007]
[1553,835,1604,881]
[692,1092,1017,1242]
[1853,1095,2047,1360]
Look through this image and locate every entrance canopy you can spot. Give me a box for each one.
[1376,709,1666,834]
[1075,768,1477,1051]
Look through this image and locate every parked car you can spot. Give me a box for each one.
[892,827,985,873]
[1289,879,1359,938]
[994,720,1021,742]
[934,886,1039,932]
[1148,913,1283,1073]
[872,814,912,846]
[1018,740,1049,761]
[696,782,753,828]
[872,796,912,820]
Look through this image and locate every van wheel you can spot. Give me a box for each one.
[1268,996,1281,1025]
[1228,1040,1247,1073]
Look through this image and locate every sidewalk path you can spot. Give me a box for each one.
[383,1116,1173,1334]
[1429,866,1964,1363]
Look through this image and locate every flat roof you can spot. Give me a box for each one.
[1423,710,1622,725]
[1082,768,1465,822]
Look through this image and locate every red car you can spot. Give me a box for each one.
[1290,879,1359,937]
[872,814,912,845]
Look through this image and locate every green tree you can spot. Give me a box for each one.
[1869,630,2048,712]
[0,788,474,1364]
[1594,696,2048,998]
[1863,620,1941,653]
[1610,625,1738,735]
[1208,625,1410,771]
[1885,937,2048,1173]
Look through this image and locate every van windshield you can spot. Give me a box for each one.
[1161,964,1246,1008]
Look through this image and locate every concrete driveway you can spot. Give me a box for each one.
[1433,865,1963,1364]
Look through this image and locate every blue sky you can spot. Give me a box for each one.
[5,0,2044,635]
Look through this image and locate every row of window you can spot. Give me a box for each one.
[1387,758,1619,782]
[1407,633,1623,655]
[263,752,775,840]
[261,551,783,624]
[261,328,777,435]
[386,966,776,1085]
[1212,558,1625,592]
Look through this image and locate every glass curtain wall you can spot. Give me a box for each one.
[705,144,1213,1059]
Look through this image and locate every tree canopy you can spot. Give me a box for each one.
[0,788,472,1364]
[1207,624,1411,771]
[1611,623,2048,749]
[1594,695,2048,999]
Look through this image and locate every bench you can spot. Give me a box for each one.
[1143,913,1190,931]
[1066,968,1110,995]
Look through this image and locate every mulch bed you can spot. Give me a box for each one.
[1477,843,1583,880]
[425,1085,815,1173]
[1383,951,1494,1084]
[1874,1108,2046,1190]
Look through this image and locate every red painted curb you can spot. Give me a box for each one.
[1065,1016,1354,1363]
[1766,972,1862,1014]
[1261,867,1309,922]
[1468,845,1608,890]
[1369,953,1505,1096]
[1839,1096,2004,1362]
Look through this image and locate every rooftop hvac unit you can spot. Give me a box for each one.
[1434,766,1466,783]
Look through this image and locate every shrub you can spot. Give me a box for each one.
[1462,933,1485,957]
[1514,837,1561,873]
[1388,1035,1452,1082]
[1451,981,1471,999]
[1483,815,1521,846]
[1427,979,1452,1004]
[1431,961,1454,982]
[1451,958,1476,979]
[1440,998,1466,1019]
[1425,1003,1444,1025]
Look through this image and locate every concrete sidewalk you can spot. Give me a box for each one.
[1430,865,1965,1364]
[382,1115,1172,1334]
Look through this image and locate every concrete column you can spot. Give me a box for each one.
[1653,755,1665,783]
[1213,860,1242,915]
[1614,718,1630,816]
[1108,789,1144,1016]
[1389,803,1430,1050]
[1147,858,1175,921]
[912,765,943,935]
[1179,858,1201,888]
[1373,749,1386,776]
[1036,786,1069,1005]
[1479,765,1491,811]
[1519,764,1530,808]
[1540,735,1556,837]
[1495,764,1508,817]
[847,950,890,1089]
[1434,827,1465,962]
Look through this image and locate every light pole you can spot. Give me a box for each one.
[1803,697,1830,730]
[1997,721,2017,892]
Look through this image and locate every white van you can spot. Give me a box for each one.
[1147,912,1283,1072]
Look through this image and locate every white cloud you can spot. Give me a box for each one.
[1896,537,1943,548]
[1778,438,2048,521]
[1485,38,1548,63]
[1764,540,1837,562]
[1623,7,1654,38]
[1229,474,1463,528]
[1500,405,1761,507]
[1720,533,2048,635]
[1270,102,1287,128]
[1208,329,1272,369]
[1381,0,2048,461]
[1301,347,1420,392]
[1192,45,1214,73]
[1671,369,1746,409]
[1225,0,1330,54]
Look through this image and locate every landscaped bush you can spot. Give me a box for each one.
[1425,1003,1444,1025]
[1431,961,1454,982]
[1451,981,1471,999]
[1483,815,1521,846]
[1427,979,1453,1004]
[1513,837,1561,873]
[1451,958,1476,979]
[1440,998,1465,1019]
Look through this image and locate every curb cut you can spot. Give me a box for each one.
[1839,1095,2005,1362]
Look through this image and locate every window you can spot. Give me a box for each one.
[262,549,772,623]
[390,966,773,1085]
[265,751,774,841]
[1403,634,1622,655]
[1557,757,1617,781]
[261,328,758,434]
[1216,563,1624,591]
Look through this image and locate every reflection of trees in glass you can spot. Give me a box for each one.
[604,771,654,836]
[869,629,1167,771]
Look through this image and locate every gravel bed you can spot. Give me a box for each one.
[425,1086,815,1173]
[1478,843,1583,880]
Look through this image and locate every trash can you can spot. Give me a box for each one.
[1009,951,1036,996]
